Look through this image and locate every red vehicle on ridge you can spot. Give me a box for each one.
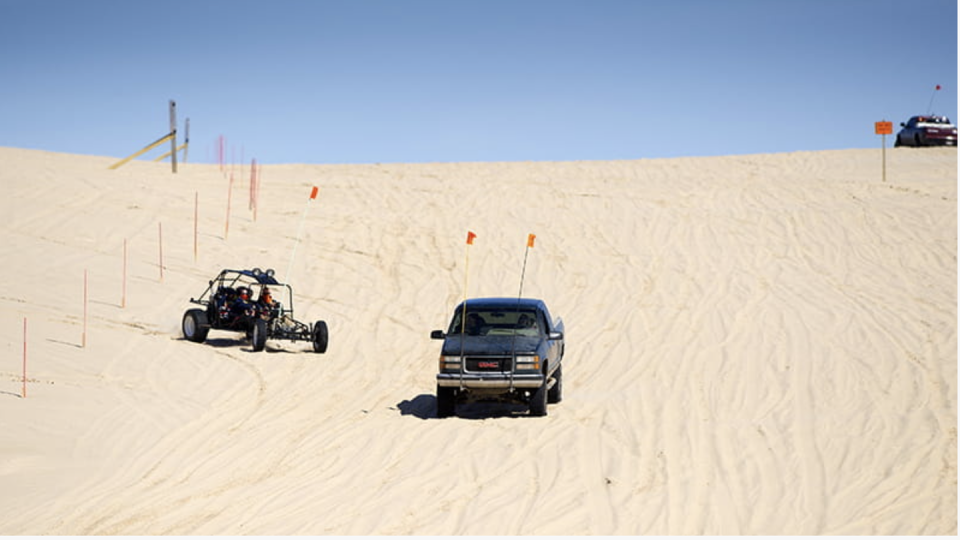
[895,115,958,147]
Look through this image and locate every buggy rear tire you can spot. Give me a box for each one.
[183,309,209,343]
[312,320,329,353]
[251,318,267,352]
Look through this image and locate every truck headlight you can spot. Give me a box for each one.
[515,355,540,371]
[439,355,462,371]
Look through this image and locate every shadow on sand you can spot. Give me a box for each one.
[396,394,530,420]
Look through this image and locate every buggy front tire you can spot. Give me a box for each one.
[312,320,329,353]
[183,309,209,343]
[252,319,267,352]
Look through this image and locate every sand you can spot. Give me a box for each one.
[0,146,955,535]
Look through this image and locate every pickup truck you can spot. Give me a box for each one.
[431,297,565,417]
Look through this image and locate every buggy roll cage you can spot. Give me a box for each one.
[189,268,297,318]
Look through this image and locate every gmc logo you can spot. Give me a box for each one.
[478,361,499,369]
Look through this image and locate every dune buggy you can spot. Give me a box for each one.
[181,267,329,353]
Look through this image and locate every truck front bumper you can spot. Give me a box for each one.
[437,373,544,389]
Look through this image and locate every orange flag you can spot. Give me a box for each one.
[466,231,477,245]
[527,233,536,248]
[310,186,319,199]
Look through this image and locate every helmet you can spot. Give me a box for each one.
[237,286,251,299]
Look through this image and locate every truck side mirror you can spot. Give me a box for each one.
[430,330,445,340]
[548,331,564,340]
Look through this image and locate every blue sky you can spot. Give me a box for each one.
[1,0,956,164]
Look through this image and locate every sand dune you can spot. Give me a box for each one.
[0,146,955,534]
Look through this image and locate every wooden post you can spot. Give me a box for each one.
[108,133,173,170]
[875,120,893,183]
[169,100,178,173]
[249,159,258,212]
[882,133,886,183]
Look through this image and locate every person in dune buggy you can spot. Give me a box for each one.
[258,286,276,311]
[229,286,257,333]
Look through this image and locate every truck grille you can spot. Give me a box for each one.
[465,356,512,372]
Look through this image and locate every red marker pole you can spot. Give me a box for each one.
[194,191,199,262]
[252,164,258,221]
[225,173,234,239]
[122,239,127,308]
[83,269,88,348]
[254,163,262,222]
[158,223,164,282]
[22,317,27,398]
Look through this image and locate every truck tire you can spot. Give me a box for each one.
[251,318,267,352]
[529,377,548,417]
[437,386,456,418]
[548,364,563,404]
[312,320,329,353]
[182,309,209,343]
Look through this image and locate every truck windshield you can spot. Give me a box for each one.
[448,309,541,337]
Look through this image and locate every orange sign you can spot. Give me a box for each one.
[875,121,893,135]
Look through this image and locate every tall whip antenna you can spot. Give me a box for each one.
[460,231,478,362]
[285,186,319,283]
[518,233,535,300]
[511,233,536,360]
[926,84,942,114]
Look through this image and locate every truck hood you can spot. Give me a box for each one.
[441,335,542,356]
